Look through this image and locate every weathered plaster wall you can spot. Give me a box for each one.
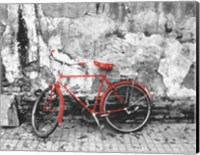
[0,2,196,101]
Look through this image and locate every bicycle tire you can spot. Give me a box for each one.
[103,82,151,133]
[32,86,61,138]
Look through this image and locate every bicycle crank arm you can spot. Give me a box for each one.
[125,106,139,115]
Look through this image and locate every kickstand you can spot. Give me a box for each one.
[92,113,104,130]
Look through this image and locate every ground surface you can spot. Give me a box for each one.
[0,118,196,154]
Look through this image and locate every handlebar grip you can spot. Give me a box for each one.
[50,49,55,54]
[79,61,87,65]
[49,54,55,60]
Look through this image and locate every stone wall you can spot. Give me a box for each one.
[0,2,196,120]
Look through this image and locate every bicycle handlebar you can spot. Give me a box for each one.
[49,54,64,64]
[49,53,87,66]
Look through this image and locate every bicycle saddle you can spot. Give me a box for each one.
[93,60,114,71]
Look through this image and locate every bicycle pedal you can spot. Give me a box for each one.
[100,125,104,130]
[125,108,131,115]
[100,114,109,117]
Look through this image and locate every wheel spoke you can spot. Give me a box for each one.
[130,95,146,106]
[104,83,151,133]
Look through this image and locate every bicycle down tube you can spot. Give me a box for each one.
[54,73,126,115]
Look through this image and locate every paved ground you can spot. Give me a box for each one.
[0,117,196,154]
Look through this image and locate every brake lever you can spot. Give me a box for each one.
[49,54,54,60]
[49,54,64,65]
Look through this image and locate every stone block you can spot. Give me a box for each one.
[0,94,20,127]
[41,3,96,18]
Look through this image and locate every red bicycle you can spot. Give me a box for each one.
[32,50,152,138]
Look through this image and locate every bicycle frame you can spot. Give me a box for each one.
[49,73,152,124]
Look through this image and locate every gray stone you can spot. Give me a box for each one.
[1,5,21,83]
[22,4,39,63]
[176,17,196,43]
[0,4,8,22]
[41,3,96,18]
[158,39,196,97]
[0,94,20,127]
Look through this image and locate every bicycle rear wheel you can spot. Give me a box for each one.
[103,82,151,133]
[32,86,60,138]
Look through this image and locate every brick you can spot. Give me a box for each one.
[162,144,174,154]
[64,142,74,152]
[20,140,33,150]
[51,141,60,151]
[1,139,18,150]
[156,146,166,153]
[27,140,39,151]
[88,143,96,152]
[14,139,26,150]
[147,144,158,153]
[126,144,135,152]
[118,143,127,152]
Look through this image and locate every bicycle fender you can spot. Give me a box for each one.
[99,81,152,113]
[133,81,152,100]
[50,84,64,124]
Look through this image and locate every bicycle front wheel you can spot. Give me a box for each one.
[103,82,151,133]
[32,86,61,138]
